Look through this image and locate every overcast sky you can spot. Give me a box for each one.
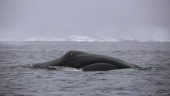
[0,0,170,41]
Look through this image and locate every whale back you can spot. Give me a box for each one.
[82,63,118,71]
[55,50,132,69]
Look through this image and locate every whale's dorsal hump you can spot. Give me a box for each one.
[64,50,86,57]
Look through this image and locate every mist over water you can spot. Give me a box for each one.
[0,0,170,41]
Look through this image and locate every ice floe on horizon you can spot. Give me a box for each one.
[24,35,121,42]
[20,35,170,42]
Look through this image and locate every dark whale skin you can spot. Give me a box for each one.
[32,50,141,71]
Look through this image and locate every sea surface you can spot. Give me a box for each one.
[0,41,170,96]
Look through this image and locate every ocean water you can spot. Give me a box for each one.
[0,41,170,96]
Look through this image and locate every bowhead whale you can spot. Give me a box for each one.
[32,50,140,71]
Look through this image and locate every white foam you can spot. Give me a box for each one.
[62,67,82,71]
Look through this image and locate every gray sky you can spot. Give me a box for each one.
[0,0,170,41]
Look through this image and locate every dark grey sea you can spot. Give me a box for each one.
[0,41,170,96]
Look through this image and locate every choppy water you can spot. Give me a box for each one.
[0,41,170,96]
